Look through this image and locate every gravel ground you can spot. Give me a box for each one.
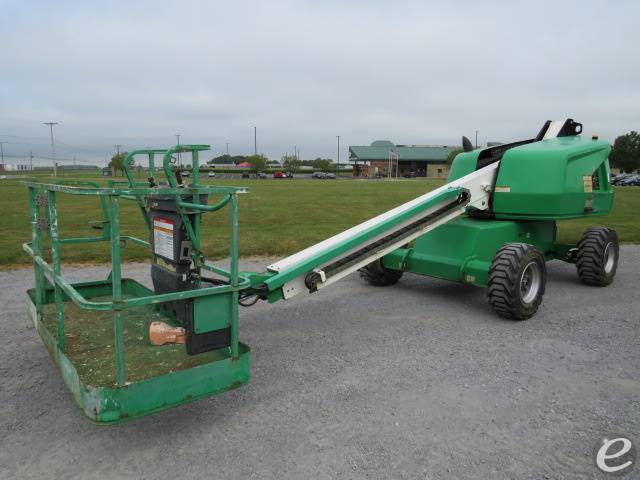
[1,247,639,480]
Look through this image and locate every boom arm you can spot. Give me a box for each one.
[254,162,500,301]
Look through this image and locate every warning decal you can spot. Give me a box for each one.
[153,217,174,259]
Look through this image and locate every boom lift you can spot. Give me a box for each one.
[23,119,618,423]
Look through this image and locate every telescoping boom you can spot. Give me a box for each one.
[259,162,499,300]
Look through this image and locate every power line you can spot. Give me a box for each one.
[0,134,50,140]
[0,140,50,146]
[1,153,77,162]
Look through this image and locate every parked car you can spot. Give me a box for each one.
[324,172,336,179]
[207,171,216,178]
[273,171,285,178]
[403,171,417,178]
[284,172,293,178]
[180,170,190,177]
[612,173,632,185]
[312,172,326,179]
[619,175,640,186]
[256,172,267,179]
[241,172,251,178]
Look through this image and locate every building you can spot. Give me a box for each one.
[0,163,34,171]
[349,140,457,178]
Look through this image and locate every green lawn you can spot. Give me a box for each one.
[1,173,638,268]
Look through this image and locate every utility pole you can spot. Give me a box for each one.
[294,146,297,161]
[475,130,478,149]
[114,144,122,156]
[43,121,58,176]
[253,127,257,155]
[336,135,340,174]
[175,134,181,166]
[0,142,3,165]
[30,151,33,170]
[226,142,230,156]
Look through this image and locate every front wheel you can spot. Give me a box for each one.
[487,243,547,320]
[576,227,619,286]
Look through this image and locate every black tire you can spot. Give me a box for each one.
[576,227,618,286]
[487,243,547,320]
[359,258,403,286]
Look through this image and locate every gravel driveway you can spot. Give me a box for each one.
[1,247,638,479]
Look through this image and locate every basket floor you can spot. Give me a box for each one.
[42,296,228,387]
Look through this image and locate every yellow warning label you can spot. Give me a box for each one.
[494,186,511,193]
[583,175,593,193]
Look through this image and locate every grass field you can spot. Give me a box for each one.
[1,173,639,268]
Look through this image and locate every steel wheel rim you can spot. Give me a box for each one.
[603,242,615,274]
[520,262,541,304]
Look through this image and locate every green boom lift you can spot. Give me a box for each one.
[24,119,618,423]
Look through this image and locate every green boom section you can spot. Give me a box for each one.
[260,186,466,294]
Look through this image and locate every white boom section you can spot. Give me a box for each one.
[268,162,500,299]
[542,118,572,139]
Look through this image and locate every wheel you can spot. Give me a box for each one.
[359,258,403,286]
[576,227,619,286]
[487,243,547,320]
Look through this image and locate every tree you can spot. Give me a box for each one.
[312,158,332,171]
[246,154,268,172]
[209,154,234,165]
[446,148,464,166]
[610,131,640,173]
[109,152,128,176]
[281,154,301,173]
[208,154,249,165]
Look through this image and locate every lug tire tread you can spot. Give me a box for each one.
[487,243,546,321]
[576,227,618,286]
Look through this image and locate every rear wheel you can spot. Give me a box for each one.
[576,227,618,286]
[359,258,403,286]
[487,243,547,320]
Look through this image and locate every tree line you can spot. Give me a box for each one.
[108,131,640,176]
[108,153,339,175]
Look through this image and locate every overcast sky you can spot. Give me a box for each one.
[1,0,639,166]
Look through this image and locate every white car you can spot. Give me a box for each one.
[207,171,216,178]
[180,171,190,177]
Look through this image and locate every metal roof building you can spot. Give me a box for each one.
[349,140,457,178]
